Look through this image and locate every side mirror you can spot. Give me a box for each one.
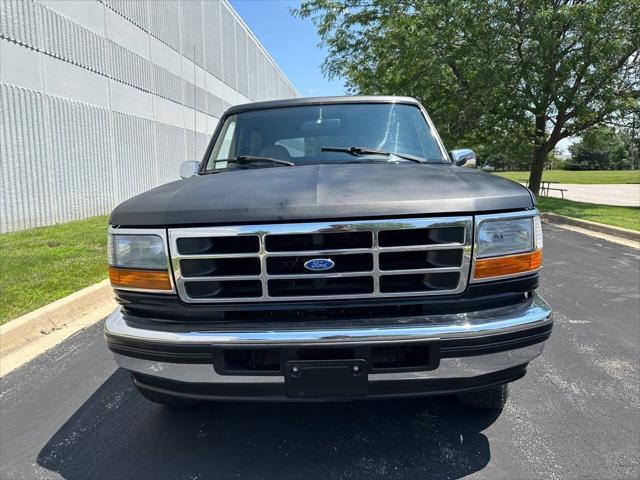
[180,161,200,179]
[450,149,477,167]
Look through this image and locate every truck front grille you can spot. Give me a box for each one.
[168,217,472,303]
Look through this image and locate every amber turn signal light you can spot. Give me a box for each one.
[108,267,172,291]
[474,250,542,280]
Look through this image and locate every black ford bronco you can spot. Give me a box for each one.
[105,96,552,410]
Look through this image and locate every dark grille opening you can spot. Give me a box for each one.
[185,280,262,299]
[379,249,463,270]
[265,231,372,252]
[297,348,355,360]
[380,272,460,293]
[224,304,428,322]
[219,345,433,374]
[267,253,373,275]
[371,345,430,369]
[269,277,374,297]
[177,235,259,255]
[378,227,464,247]
[223,349,280,372]
[180,258,261,277]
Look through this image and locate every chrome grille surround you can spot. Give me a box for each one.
[168,216,473,303]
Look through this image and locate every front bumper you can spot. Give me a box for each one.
[105,293,552,400]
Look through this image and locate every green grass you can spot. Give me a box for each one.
[537,197,640,231]
[0,216,109,325]
[495,170,640,184]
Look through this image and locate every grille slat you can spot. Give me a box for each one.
[177,253,263,260]
[180,258,260,277]
[378,226,465,247]
[265,231,373,252]
[177,235,259,255]
[176,244,464,259]
[267,253,373,275]
[378,266,462,275]
[184,280,263,299]
[267,248,376,257]
[182,275,262,282]
[380,272,461,293]
[379,249,464,271]
[269,277,374,297]
[169,217,472,303]
[181,267,460,282]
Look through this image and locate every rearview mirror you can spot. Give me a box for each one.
[450,149,477,167]
[180,161,199,178]
[301,118,341,133]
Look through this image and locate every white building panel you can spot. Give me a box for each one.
[39,0,106,35]
[104,5,150,60]
[0,0,298,232]
[43,55,110,108]
[0,39,44,90]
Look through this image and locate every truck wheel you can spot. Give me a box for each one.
[457,384,509,411]
[134,382,198,408]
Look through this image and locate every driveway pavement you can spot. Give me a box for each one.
[542,183,640,207]
[1,225,639,480]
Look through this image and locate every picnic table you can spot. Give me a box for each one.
[521,179,568,199]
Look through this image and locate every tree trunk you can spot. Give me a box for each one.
[528,146,547,196]
[528,114,548,196]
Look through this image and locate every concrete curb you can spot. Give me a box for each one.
[0,279,116,377]
[540,212,640,243]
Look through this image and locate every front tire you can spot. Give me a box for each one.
[134,380,199,408]
[457,384,509,411]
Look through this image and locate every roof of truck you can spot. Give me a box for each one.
[226,95,421,115]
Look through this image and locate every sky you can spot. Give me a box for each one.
[229,0,345,97]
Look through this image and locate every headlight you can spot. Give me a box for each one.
[108,234,166,269]
[473,212,542,281]
[477,217,534,258]
[107,230,173,292]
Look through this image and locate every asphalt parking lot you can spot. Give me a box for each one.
[1,225,639,480]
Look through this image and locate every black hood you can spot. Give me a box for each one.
[109,163,533,226]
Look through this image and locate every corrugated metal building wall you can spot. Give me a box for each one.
[0,0,298,233]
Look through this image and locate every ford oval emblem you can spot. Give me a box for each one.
[304,258,335,272]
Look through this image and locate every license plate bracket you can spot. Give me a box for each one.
[284,359,369,399]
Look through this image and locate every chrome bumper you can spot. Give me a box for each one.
[105,293,552,388]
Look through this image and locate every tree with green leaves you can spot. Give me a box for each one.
[566,125,631,170]
[293,0,640,195]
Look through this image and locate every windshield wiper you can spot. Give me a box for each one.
[226,156,295,167]
[320,146,428,164]
[200,156,295,175]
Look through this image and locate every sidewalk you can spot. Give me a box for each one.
[541,184,639,207]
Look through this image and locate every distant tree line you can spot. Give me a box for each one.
[475,123,639,171]
[566,125,638,170]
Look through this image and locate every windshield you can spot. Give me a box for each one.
[204,103,447,171]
